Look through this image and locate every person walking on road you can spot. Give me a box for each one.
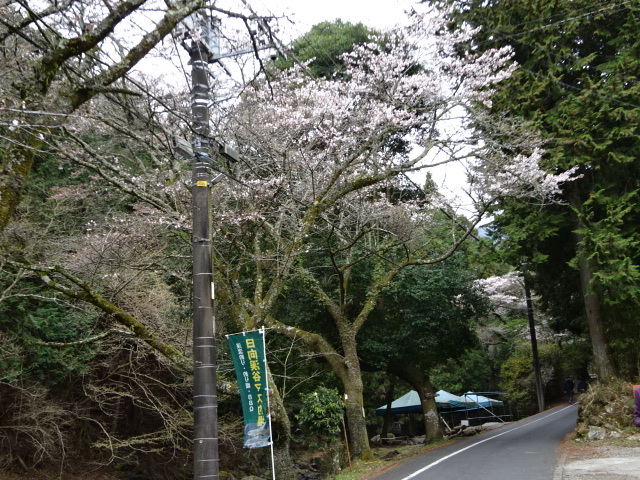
[564,377,575,405]
[577,378,587,394]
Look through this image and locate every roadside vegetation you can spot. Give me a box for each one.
[0,1,638,479]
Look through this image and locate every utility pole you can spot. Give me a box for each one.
[523,269,545,413]
[174,9,282,480]
[178,11,220,480]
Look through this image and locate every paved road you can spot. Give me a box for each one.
[371,404,578,480]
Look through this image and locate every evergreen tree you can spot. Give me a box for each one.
[359,253,486,440]
[439,0,640,379]
[274,20,375,79]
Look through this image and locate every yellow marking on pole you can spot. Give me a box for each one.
[197,180,208,187]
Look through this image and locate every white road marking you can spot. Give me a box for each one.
[399,405,574,480]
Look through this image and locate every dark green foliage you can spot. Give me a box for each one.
[499,340,591,416]
[498,345,539,417]
[272,273,342,349]
[487,201,588,336]
[295,387,344,448]
[0,297,96,385]
[21,150,136,241]
[430,349,499,393]
[359,254,486,371]
[438,0,640,377]
[274,20,375,79]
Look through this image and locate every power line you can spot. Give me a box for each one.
[477,0,634,41]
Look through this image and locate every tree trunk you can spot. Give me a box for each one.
[387,362,442,442]
[419,388,441,443]
[381,381,395,437]
[574,245,615,381]
[265,317,373,461]
[341,345,371,460]
[272,444,295,480]
[267,375,296,480]
[568,187,616,381]
[270,316,373,460]
[0,137,41,233]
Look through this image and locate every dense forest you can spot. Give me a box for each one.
[0,1,638,479]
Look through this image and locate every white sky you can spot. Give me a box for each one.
[253,0,417,41]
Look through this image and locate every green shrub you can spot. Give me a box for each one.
[295,387,344,448]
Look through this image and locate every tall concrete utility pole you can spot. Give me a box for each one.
[174,9,281,479]
[179,11,220,480]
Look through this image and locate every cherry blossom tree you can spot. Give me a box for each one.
[475,272,527,319]
[0,1,581,470]
[0,2,270,469]
[210,6,577,458]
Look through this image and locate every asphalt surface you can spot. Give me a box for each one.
[370,404,578,480]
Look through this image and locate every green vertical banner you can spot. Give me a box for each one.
[226,330,271,448]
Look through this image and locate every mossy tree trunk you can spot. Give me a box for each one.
[388,361,442,442]
[267,373,296,480]
[266,317,372,459]
[339,326,371,459]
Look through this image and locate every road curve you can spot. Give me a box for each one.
[370,404,578,480]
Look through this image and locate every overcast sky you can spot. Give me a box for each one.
[254,0,418,40]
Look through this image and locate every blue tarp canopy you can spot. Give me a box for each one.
[435,390,473,409]
[462,392,504,407]
[375,390,475,416]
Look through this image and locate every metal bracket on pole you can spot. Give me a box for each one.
[175,11,221,62]
[172,136,239,164]
[211,174,225,186]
